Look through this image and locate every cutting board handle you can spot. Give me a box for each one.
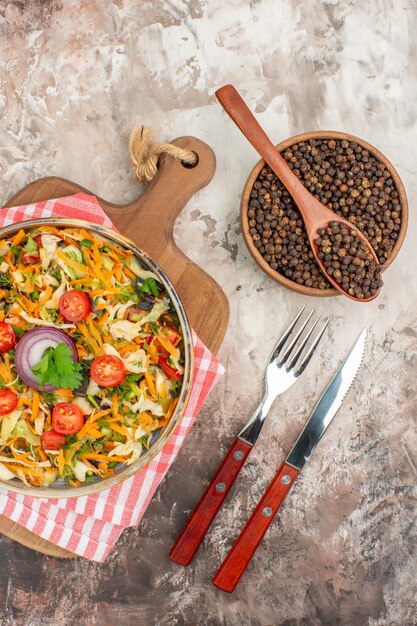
[105,136,216,256]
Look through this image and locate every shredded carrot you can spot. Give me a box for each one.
[98,310,110,326]
[3,353,12,382]
[123,266,137,281]
[138,412,156,427]
[112,395,119,418]
[155,332,180,358]
[37,447,48,462]
[118,343,138,355]
[139,380,155,401]
[54,388,74,398]
[149,344,159,364]
[114,264,122,281]
[31,392,40,422]
[17,394,26,409]
[77,321,101,355]
[39,285,53,305]
[145,371,156,395]
[76,344,88,359]
[80,453,131,463]
[11,229,26,247]
[110,423,130,437]
[90,244,102,269]
[57,449,65,474]
[86,315,103,350]
[90,408,112,423]
[69,277,90,286]
[0,362,10,386]
[86,427,103,439]
[17,297,37,314]
[165,397,178,421]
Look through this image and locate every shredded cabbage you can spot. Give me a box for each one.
[0,410,23,442]
[108,440,143,465]
[45,271,68,309]
[73,460,91,482]
[130,393,164,416]
[103,343,148,374]
[18,309,75,329]
[40,234,61,270]
[0,462,16,480]
[11,420,40,446]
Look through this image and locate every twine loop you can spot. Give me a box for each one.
[129,126,198,183]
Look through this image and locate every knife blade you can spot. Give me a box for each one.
[212,328,367,593]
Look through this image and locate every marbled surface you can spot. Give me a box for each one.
[0,1,416,625]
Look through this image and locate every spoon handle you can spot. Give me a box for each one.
[215,85,320,221]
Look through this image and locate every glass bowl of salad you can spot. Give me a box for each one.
[0,218,193,497]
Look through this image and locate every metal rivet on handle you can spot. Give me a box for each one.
[281,475,291,485]
[215,483,226,493]
[262,507,273,517]
[234,451,244,461]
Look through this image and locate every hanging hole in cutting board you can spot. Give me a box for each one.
[181,151,199,169]
[129,126,198,182]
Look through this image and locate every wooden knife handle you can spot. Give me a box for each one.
[212,461,300,593]
[169,437,253,566]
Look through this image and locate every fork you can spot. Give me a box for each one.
[169,307,328,566]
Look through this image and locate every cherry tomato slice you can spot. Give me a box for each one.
[0,322,16,352]
[161,325,180,345]
[41,430,66,450]
[59,290,91,322]
[0,389,18,415]
[22,253,40,265]
[34,234,43,249]
[159,357,182,381]
[91,355,126,388]
[52,402,84,434]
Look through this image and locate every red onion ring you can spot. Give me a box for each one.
[14,327,78,392]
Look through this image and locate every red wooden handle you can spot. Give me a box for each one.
[212,461,300,592]
[169,437,253,566]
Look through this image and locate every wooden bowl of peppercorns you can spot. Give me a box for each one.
[241,131,408,297]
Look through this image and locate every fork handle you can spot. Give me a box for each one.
[212,461,300,593]
[169,437,253,566]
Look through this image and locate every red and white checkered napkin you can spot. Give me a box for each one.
[0,193,224,561]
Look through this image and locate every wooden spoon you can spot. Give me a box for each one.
[215,84,382,302]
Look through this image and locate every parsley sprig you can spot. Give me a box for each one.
[31,343,83,390]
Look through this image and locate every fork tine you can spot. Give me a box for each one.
[294,319,329,376]
[270,306,306,360]
[285,314,322,370]
[276,309,315,365]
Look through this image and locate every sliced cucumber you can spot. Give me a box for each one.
[62,245,86,278]
[102,255,114,272]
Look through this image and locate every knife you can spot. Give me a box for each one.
[169,308,327,566]
[212,328,367,593]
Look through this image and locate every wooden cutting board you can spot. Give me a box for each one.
[0,136,229,558]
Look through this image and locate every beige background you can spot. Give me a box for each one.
[0,1,416,625]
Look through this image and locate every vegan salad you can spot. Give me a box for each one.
[0,226,185,487]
